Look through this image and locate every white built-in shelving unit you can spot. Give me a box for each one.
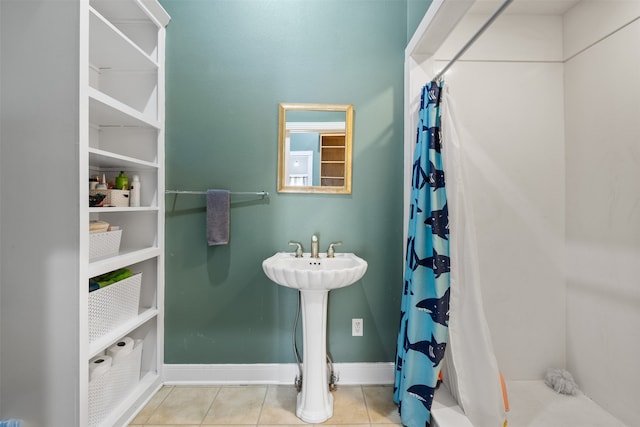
[83,0,169,425]
[0,0,169,424]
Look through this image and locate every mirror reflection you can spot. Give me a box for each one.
[278,103,354,194]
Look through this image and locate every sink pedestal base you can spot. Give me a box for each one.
[262,252,368,423]
[297,289,333,423]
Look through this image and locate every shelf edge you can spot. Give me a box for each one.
[88,307,158,358]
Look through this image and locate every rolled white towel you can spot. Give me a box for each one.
[544,368,579,395]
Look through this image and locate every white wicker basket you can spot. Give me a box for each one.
[88,341,143,426]
[89,230,122,261]
[88,273,141,342]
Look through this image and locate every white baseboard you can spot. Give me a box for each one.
[163,362,395,386]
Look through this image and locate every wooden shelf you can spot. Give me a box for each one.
[320,134,346,182]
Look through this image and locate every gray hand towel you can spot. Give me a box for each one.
[206,190,230,246]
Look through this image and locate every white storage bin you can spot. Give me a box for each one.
[88,273,141,342]
[89,229,122,261]
[90,189,130,207]
[88,341,143,426]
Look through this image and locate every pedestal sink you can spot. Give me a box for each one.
[262,252,367,423]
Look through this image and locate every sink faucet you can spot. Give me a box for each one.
[289,241,304,258]
[311,234,319,258]
[326,241,342,258]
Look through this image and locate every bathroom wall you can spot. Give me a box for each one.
[564,2,640,425]
[432,13,567,380]
[1,1,82,424]
[407,0,433,42]
[159,1,407,364]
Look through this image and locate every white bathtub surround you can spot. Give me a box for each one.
[564,4,640,425]
[430,383,474,427]
[431,380,625,427]
[407,0,640,425]
[434,15,567,382]
[504,381,626,427]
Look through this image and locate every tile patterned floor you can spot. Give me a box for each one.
[129,385,402,426]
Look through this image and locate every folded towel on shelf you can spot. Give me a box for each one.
[206,189,230,246]
[89,268,133,292]
[0,420,22,427]
[89,220,110,233]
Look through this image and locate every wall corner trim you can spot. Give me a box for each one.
[163,362,395,385]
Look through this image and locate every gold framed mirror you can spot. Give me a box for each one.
[277,103,354,194]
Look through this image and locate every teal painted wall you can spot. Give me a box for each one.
[407,0,432,42]
[161,0,407,364]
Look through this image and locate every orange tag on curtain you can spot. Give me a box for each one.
[499,371,510,412]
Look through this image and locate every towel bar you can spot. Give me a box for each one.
[165,190,269,198]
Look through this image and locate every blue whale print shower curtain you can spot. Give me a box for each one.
[394,80,450,427]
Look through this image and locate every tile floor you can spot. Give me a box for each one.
[129,384,402,427]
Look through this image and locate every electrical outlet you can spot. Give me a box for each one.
[352,318,363,336]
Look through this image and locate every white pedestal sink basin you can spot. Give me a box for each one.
[262,252,367,423]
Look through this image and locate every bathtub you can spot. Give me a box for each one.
[431,380,626,427]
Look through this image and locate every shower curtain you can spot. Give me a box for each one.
[440,85,506,427]
[394,80,450,427]
[395,80,507,427]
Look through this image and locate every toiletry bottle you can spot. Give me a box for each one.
[129,175,141,207]
[115,171,129,190]
[96,174,108,190]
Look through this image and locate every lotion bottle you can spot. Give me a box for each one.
[130,175,141,207]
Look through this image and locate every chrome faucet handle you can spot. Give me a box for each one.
[326,241,342,258]
[288,241,304,258]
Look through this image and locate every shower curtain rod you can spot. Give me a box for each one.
[165,190,269,198]
[434,0,515,81]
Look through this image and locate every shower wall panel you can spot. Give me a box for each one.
[432,14,566,380]
[564,3,640,425]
